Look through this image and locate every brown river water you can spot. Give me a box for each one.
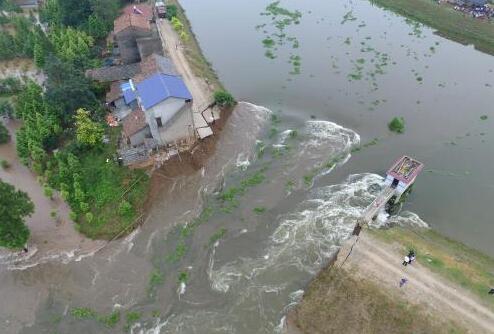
[0,0,493,333]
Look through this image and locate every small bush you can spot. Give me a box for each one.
[69,211,78,221]
[214,90,235,108]
[50,210,57,218]
[166,5,178,19]
[0,122,10,144]
[85,212,94,223]
[0,159,10,169]
[43,185,53,199]
[388,117,405,133]
[80,201,89,213]
[118,200,133,217]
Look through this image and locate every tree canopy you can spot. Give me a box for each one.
[75,108,104,146]
[0,180,34,249]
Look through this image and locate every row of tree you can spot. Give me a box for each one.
[0,0,120,249]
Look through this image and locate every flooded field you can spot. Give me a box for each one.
[1,0,493,333]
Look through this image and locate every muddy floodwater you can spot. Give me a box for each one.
[1,0,493,333]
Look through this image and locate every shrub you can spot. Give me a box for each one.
[118,200,133,217]
[0,122,10,144]
[50,210,57,218]
[85,212,94,223]
[0,159,10,169]
[213,90,235,108]
[171,17,183,32]
[166,5,178,19]
[80,201,89,213]
[43,185,53,199]
[388,117,405,134]
[69,211,77,221]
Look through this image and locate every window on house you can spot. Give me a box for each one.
[156,117,163,128]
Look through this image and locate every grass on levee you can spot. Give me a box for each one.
[370,0,494,55]
[168,0,224,91]
[294,267,465,333]
[75,128,149,240]
[371,226,494,309]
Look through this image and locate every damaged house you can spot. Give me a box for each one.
[121,73,194,148]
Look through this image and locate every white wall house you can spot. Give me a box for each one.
[121,73,193,147]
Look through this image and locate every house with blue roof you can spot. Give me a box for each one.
[121,73,194,147]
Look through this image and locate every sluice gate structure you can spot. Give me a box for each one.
[353,156,424,235]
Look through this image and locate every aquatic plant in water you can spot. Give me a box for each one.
[388,117,405,133]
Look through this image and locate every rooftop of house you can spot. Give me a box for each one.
[124,73,192,110]
[122,4,154,20]
[134,54,179,83]
[113,13,151,34]
[106,81,125,103]
[387,156,424,184]
[86,63,141,82]
[122,106,148,137]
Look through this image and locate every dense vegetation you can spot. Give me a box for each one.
[0,180,34,249]
[0,0,149,240]
[0,121,9,143]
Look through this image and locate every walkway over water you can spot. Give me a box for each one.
[358,156,424,227]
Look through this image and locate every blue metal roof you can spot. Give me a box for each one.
[136,73,192,110]
[123,89,136,104]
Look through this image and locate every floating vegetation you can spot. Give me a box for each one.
[405,18,424,38]
[351,138,379,153]
[480,115,488,120]
[289,54,301,74]
[147,269,164,297]
[388,117,405,133]
[258,1,302,74]
[178,271,189,284]
[208,228,227,245]
[341,11,357,25]
[253,207,267,214]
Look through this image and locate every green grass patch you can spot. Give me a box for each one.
[371,227,494,309]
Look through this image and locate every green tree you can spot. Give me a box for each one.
[0,122,9,144]
[74,108,104,146]
[40,0,62,26]
[166,5,178,20]
[85,14,107,39]
[44,56,98,124]
[49,27,94,64]
[0,180,34,249]
[33,35,46,68]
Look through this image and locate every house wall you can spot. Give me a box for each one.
[144,97,191,145]
[129,126,152,147]
[159,103,193,144]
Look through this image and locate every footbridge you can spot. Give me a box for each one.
[354,156,424,233]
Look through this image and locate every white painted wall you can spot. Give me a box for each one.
[144,97,192,145]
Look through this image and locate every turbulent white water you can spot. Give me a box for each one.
[145,117,427,333]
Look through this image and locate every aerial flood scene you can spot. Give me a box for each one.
[0,0,494,333]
